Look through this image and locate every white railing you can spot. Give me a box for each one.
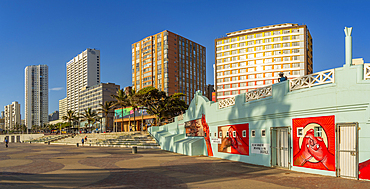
[218,96,236,109]
[245,85,272,102]
[364,64,370,80]
[178,114,183,121]
[289,69,334,91]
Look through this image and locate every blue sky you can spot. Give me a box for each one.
[1,0,370,117]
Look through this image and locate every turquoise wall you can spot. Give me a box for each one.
[149,63,370,177]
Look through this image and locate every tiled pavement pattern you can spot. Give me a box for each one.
[0,143,370,188]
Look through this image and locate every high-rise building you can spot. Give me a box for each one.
[59,97,67,118]
[67,48,100,113]
[25,65,48,129]
[131,30,206,104]
[1,111,4,119]
[79,82,120,131]
[48,111,59,121]
[215,23,313,100]
[4,101,21,131]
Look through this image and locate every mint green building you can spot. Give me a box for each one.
[149,27,370,180]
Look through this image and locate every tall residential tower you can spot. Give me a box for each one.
[215,23,313,100]
[66,48,100,113]
[131,30,206,104]
[25,65,48,129]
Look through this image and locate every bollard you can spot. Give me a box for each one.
[132,146,137,154]
[30,141,31,144]
[48,142,50,145]
[76,143,79,147]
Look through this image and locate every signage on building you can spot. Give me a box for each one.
[212,92,216,102]
[251,143,269,155]
[211,138,221,144]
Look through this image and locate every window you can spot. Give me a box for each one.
[247,35,253,39]
[265,45,271,50]
[232,56,238,61]
[240,76,246,80]
[248,81,255,86]
[292,29,300,33]
[217,53,222,57]
[273,37,281,42]
[283,30,290,34]
[240,82,246,87]
[248,67,254,72]
[217,79,222,83]
[265,52,272,56]
[248,47,254,52]
[239,42,246,47]
[240,68,246,73]
[251,130,256,137]
[274,58,281,62]
[283,57,290,62]
[273,44,281,48]
[256,46,263,51]
[248,61,254,65]
[224,39,229,44]
[283,64,290,68]
[256,60,263,65]
[217,41,222,45]
[292,35,299,40]
[224,58,229,62]
[293,70,300,75]
[231,69,237,74]
[224,91,230,95]
[257,73,263,78]
[232,91,238,95]
[273,30,281,35]
[247,41,254,45]
[265,80,272,85]
[231,38,237,42]
[283,36,290,41]
[257,81,263,86]
[293,49,300,53]
[264,32,271,36]
[224,71,230,75]
[256,53,263,58]
[283,43,290,47]
[265,65,272,70]
[256,40,262,44]
[224,78,230,82]
[274,65,281,69]
[231,63,237,68]
[248,54,254,59]
[231,44,237,48]
[274,51,281,55]
[248,75,255,79]
[265,58,272,63]
[232,76,238,81]
[293,63,300,68]
[232,83,238,88]
[240,49,246,53]
[261,129,266,137]
[265,72,272,77]
[224,45,230,50]
[283,50,290,54]
[224,64,230,69]
[240,62,246,67]
[224,84,230,89]
[292,42,299,46]
[239,36,245,40]
[231,50,237,55]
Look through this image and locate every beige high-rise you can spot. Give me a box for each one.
[4,101,21,131]
[66,48,100,113]
[132,30,206,104]
[215,23,313,100]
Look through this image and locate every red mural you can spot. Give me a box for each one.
[218,123,249,155]
[359,159,370,180]
[292,116,335,171]
[201,114,213,156]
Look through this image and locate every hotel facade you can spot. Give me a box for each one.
[4,101,21,131]
[66,48,100,113]
[131,30,206,104]
[215,23,313,100]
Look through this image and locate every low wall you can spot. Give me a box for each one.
[0,134,44,143]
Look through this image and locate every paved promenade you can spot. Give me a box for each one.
[0,143,369,188]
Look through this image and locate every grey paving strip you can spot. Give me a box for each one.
[0,143,369,189]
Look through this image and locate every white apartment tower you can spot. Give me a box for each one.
[67,48,100,113]
[215,23,313,100]
[25,65,49,129]
[4,101,21,131]
[59,97,67,118]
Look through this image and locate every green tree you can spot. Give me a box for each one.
[98,101,114,132]
[62,110,78,135]
[111,89,130,132]
[127,89,139,131]
[136,87,188,126]
[80,108,99,132]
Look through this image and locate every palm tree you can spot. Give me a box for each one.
[98,101,114,133]
[111,89,129,132]
[80,108,99,132]
[62,110,77,135]
[127,89,139,131]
